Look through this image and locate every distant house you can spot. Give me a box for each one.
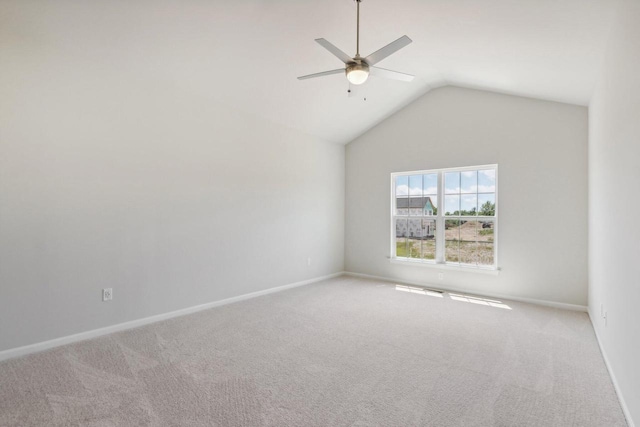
[396,196,436,238]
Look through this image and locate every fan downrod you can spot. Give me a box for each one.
[355,0,362,58]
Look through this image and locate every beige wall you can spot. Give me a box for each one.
[346,86,588,306]
[0,27,345,352]
[588,0,640,424]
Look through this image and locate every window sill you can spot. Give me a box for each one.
[389,258,500,275]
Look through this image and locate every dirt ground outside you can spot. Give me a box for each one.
[396,220,494,265]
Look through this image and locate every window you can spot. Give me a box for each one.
[391,165,497,270]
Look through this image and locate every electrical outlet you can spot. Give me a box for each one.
[102,288,113,302]
[438,273,444,281]
[601,303,604,317]
[603,311,607,326]
[307,257,311,267]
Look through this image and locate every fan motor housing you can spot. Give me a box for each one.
[346,62,370,75]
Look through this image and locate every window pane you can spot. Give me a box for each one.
[445,240,459,263]
[396,175,409,195]
[396,199,408,215]
[409,196,424,216]
[461,171,477,194]
[395,218,408,258]
[421,219,436,260]
[477,243,494,266]
[459,220,477,242]
[445,219,460,263]
[461,195,477,216]
[478,193,496,216]
[459,241,478,264]
[444,195,460,215]
[478,220,495,243]
[423,174,438,195]
[406,218,422,239]
[445,172,460,194]
[478,169,496,193]
[424,195,437,216]
[459,220,478,264]
[408,218,422,258]
[395,176,408,215]
[409,175,423,196]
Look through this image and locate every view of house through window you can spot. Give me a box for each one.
[392,165,497,269]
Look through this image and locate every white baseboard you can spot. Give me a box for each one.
[589,310,636,427]
[344,271,588,312]
[0,272,345,363]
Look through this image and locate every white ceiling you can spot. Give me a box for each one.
[3,0,617,144]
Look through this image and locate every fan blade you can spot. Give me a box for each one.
[297,68,345,80]
[364,35,412,66]
[315,38,353,64]
[370,66,414,82]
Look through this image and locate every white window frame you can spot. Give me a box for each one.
[390,164,499,272]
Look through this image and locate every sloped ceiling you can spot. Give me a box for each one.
[2,0,617,144]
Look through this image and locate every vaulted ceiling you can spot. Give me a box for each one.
[2,0,617,144]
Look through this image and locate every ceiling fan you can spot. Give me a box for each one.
[298,0,414,86]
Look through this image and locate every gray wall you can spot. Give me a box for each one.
[0,36,345,352]
[588,0,640,423]
[345,86,588,306]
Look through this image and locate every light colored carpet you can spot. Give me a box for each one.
[0,276,627,426]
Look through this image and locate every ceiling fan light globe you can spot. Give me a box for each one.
[346,63,370,85]
[347,70,369,85]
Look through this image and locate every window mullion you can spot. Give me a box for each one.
[436,171,445,263]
